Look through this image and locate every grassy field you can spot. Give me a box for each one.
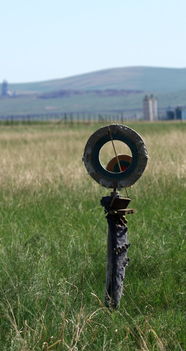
[1,90,186,116]
[0,121,185,351]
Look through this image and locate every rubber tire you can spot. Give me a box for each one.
[83,124,148,189]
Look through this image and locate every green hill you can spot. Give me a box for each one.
[8,66,186,93]
[1,66,186,117]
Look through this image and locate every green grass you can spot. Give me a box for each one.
[0,122,185,350]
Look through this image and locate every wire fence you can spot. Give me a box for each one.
[0,111,142,125]
[1,108,182,124]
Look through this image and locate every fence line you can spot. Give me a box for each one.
[0,111,140,125]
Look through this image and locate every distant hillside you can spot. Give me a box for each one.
[1,66,186,117]
[7,66,186,94]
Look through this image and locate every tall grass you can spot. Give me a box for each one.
[0,122,185,350]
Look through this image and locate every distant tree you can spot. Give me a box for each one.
[175,107,182,120]
[1,80,8,96]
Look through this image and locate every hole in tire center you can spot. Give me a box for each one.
[99,140,132,173]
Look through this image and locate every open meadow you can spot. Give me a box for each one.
[0,121,185,351]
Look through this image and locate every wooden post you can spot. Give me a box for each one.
[101,192,133,308]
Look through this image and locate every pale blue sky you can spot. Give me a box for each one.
[1,0,186,83]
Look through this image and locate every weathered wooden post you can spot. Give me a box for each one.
[83,124,148,308]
